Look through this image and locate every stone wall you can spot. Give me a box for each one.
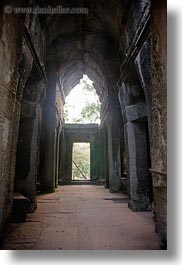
[150,0,167,249]
[0,2,33,243]
[13,11,48,212]
[119,75,152,211]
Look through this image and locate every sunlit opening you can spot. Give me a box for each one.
[72,142,90,180]
[64,75,100,124]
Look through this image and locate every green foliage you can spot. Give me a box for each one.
[81,80,93,92]
[80,102,100,123]
[64,76,100,124]
[72,143,90,180]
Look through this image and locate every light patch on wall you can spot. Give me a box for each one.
[3,119,9,149]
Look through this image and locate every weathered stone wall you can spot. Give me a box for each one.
[150,0,167,249]
[13,11,48,212]
[26,14,45,66]
[119,75,152,211]
[0,2,33,243]
[136,39,152,135]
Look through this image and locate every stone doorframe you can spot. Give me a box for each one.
[59,124,102,184]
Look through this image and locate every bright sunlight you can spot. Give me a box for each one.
[64,75,100,124]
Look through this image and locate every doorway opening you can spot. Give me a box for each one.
[72,142,90,180]
[64,75,101,124]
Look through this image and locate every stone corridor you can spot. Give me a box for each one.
[3,185,159,250]
[0,0,167,249]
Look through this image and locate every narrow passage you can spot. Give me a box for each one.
[3,185,160,250]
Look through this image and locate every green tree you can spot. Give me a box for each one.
[64,76,101,124]
[72,143,90,180]
[80,102,100,123]
[82,81,93,92]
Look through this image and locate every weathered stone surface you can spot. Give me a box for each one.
[41,78,64,193]
[150,0,167,248]
[125,102,147,122]
[136,40,152,133]
[3,186,159,250]
[21,100,36,118]
[104,96,124,193]
[125,121,151,211]
[0,3,33,243]
[14,108,39,212]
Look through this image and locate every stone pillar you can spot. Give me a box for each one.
[119,83,152,211]
[56,125,63,187]
[125,120,151,211]
[90,133,101,181]
[102,126,109,188]
[66,139,73,182]
[55,126,61,188]
[14,79,46,212]
[41,74,58,193]
[14,101,39,212]
[58,131,66,185]
[105,105,123,193]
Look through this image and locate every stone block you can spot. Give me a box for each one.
[125,121,151,211]
[125,102,147,122]
[11,193,30,223]
[21,101,36,119]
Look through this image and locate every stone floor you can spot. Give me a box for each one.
[3,185,160,250]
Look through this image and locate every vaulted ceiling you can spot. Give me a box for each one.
[38,0,128,97]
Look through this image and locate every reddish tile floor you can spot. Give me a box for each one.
[3,185,160,250]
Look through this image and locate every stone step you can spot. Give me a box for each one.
[66,180,97,185]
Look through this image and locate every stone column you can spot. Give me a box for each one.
[14,79,46,212]
[65,139,73,182]
[56,124,63,187]
[41,73,58,193]
[90,134,101,181]
[105,104,123,193]
[14,101,39,212]
[58,131,66,185]
[125,119,151,211]
[101,125,109,188]
[55,125,60,188]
